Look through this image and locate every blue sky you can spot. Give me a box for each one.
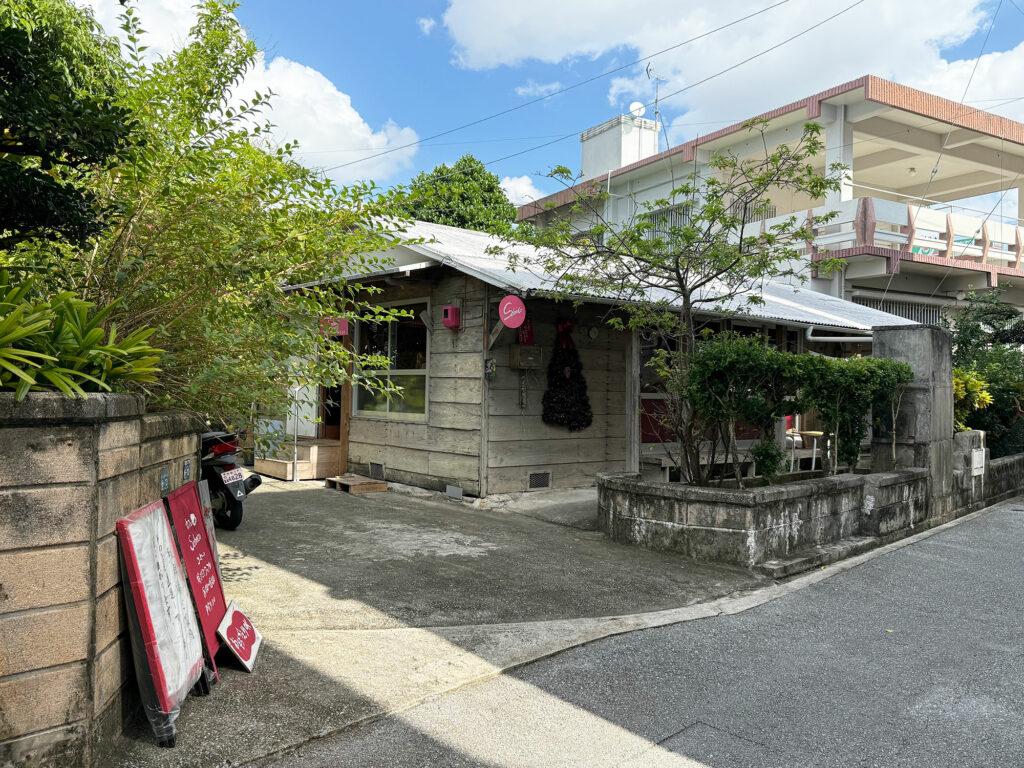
[84,0,1024,205]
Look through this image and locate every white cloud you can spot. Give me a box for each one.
[76,0,418,185]
[500,175,546,205]
[441,0,1016,136]
[514,80,563,99]
[417,17,437,36]
[245,54,418,184]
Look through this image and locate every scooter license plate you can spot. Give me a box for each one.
[221,467,245,484]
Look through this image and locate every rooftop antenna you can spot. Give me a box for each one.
[645,63,667,148]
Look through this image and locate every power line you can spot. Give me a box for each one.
[323,0,793,173]
[352,0,868,194]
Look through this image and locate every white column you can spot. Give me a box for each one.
[1017,184,1024,226]
[824,105,854,210]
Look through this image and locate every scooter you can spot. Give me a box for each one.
[200,431,262,530]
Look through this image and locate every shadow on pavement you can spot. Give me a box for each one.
[106,479,763,767]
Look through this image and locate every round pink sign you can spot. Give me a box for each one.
[498,295,526,329]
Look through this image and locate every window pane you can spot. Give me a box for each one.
[356,385,388,414]
[358,321,389,362]
[393,303,427,370]
[391,375,426,415]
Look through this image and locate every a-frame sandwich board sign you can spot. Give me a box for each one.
[164,481,228,679]
[116,500,204,746]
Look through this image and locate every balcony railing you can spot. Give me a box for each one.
[758,197,1024,272]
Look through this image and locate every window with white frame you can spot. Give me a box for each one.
[355,301,428,420]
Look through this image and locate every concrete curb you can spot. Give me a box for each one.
[245,499,1010,767]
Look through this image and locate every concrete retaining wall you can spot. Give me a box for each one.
[598,469,928,567]
[0,393,200,768]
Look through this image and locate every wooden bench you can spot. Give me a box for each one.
[324,474,387,494]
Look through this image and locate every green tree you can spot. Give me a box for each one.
[513,119,843,484]
[944,290,1024,456]
[3,1,409,435]
[401,154,517,233]
[0,0,135,250]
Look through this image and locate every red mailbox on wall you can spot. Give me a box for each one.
[442,305,461,329]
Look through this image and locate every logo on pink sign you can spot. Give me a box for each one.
[499,295,526,329]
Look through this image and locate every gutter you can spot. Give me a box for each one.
[805,325,872,344]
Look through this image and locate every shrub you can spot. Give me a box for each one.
[800,356,913,473]
[0,271,161,399]
[953,367,993,432]
[686,333,803,486]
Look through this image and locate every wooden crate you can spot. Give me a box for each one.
[324,474,387,494]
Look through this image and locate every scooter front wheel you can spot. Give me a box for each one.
[212,488,244,530]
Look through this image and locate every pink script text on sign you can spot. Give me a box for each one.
[499,295,526,329]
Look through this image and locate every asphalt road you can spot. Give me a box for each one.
[272,499,1024,768]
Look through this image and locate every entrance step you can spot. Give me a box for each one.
[324,474,387,494]
[756,535,880,579]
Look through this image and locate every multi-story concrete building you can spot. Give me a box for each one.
[519,75,1024,325]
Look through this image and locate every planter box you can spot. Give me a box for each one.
[598,468,929,568]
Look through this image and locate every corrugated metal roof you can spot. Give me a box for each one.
[395,220,917,331]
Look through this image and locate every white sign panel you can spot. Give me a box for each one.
[971,447,986,477]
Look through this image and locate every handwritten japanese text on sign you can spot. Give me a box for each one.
[165,482,227,674]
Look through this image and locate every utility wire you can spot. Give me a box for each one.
[323,0,793,173]
[350,0,867,195]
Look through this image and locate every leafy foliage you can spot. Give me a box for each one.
[0,0,136,249]
[953,367,993,432]
[685,333,803,485]
[400,154,517,234]
[800,355,913,473]
[0,271,161,399]
[682,333,912,484]
[944,291,1024,457]
[3,2,412,432]
[513,119,844,484]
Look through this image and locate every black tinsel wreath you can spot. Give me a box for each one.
[541,320,593,432]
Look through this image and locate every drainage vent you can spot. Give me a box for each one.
[528,471,551,489]
[368,462,385,481]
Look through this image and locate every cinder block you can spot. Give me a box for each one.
[140,434,198,468]
[93,586,124,652]
[104,394,145,419]
[97,444,140,480]
[0,603,89,676]
[0,545,89,614]
[0,663,88,741]
[97,420,141,452]
[95,535,120,597]
[0,427,94,488]
[0,391,105,423]
[0,723,87,768]
[0,486,94,550]
[140,411,202,442]
[97,472,140,538]
[93,636,131,710]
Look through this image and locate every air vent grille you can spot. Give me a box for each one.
[528,471,551,490]
[369,462,385,481]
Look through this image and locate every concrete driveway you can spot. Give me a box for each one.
[109,479,762,767]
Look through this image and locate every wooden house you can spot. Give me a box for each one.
[256,221,915,495]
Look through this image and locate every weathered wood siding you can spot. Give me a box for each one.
[486,301,630,494]
[347,271,487,495]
